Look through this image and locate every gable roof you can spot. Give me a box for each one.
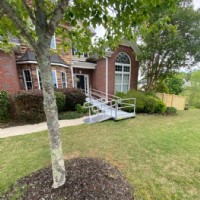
[121,39,141,55]
[86,40,141,62]
[16,50,69,67]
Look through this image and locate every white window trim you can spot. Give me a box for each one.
[36,69,42,90]
[50,34,57,49]
[115,52,131,93]
[52,70,58,88]
[61,71,67,88]
[22,69,33,90]
[115,63,130,66]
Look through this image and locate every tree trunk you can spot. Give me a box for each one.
[36,48,66,188]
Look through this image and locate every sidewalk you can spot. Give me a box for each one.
[0,117,86,138]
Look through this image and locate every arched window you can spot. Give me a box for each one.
[115,52,131,93]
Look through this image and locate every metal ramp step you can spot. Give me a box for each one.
[83,113,111,124]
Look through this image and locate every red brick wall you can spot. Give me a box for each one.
[0,50,20,93]
[91,58,106,92]
[92,45,139,95]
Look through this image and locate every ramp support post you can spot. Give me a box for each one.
[115,100,118,119]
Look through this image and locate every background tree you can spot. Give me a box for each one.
[165,75,184,94]
[138,0,200,91]
[182,70,200,108]
[154,74,184,94]
[0,0,177,188]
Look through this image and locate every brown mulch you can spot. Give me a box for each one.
[1,157,134,200]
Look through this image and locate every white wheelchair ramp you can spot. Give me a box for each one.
[83,88,136,124]
[83,113,111,124]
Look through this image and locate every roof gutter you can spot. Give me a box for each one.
[16,61,69,68]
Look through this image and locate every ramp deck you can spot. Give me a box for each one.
[84,96,135,124]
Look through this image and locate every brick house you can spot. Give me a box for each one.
[72,40,140,97]
[0,38,140,97]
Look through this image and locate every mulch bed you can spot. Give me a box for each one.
[1,157,134,200]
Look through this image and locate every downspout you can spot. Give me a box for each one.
[70,47,75,88]
[103,56,108,102]
[70,63,75,88]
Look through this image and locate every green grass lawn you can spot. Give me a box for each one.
[0,109,200,199]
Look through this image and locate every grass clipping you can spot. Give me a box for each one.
[2,158,134,200]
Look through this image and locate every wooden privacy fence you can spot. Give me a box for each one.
[156,93,186,110]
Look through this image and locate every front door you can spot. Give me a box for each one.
[75,74,89,95]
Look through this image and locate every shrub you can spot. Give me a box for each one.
[55,91,65,112]
[133,91,148,112]
[116,89,167,114]
[75,104,88,114]
[117,90,147,113]
[59,88,86,111]
[155,99,167,113]
[165,107,177,115]
[144,97,157,113]
[184,106,189,110]
[0,91,10,122]
[194,101,200,109]
[13,90,45,123]
[58,111,85,120]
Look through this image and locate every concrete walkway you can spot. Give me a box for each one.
[0,117,87,139]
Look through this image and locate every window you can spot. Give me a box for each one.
[50,34,56,49]
[37,69,58,89]
[23,69,33,90]
[36,69,42,90]
[116,52,130,64]
[51,70,58,88]
[72,47,89,58]
[61,72,67,88]
[115,52,131,93]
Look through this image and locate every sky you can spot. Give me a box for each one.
[94,0,200,38]
[193,0,200,9]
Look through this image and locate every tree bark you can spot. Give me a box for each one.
[36,47,66,188]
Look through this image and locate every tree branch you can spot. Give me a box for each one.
[21,0,36,25]
[48,0,69,35]
[1,0,38,51]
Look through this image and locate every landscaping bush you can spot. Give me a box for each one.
[13,90,45,123]
[0,90,10,122]
[144,97,157,113]
[165,107,177,115]
[155,99,167,113]
[75,104,88,114]
[116,90,147,113]
[58,111,85,120]
[59,88,86,111]
[55,91,65,112]
[116,89,167,114]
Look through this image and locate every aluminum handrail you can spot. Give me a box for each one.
[84,99,114,109]
[90,88,120,100]
[85,88,136,120]
[118,98,136,115]
[84,98,118,118]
